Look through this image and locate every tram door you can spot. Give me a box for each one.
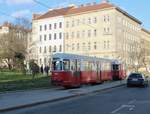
[96,62,101,82]
[70,59,81,86]
[112,64,120,80]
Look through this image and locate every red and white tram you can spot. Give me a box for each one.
[51,53,126,88]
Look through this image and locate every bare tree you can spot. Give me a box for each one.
[0,18,31,73]
[128,43,149,72]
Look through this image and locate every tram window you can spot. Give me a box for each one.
[112,64,119,70]
[77,60,81,71]
[63,60,70,71]
[70,60,77,71]
[92,62,96,71]
[53,61,62,70]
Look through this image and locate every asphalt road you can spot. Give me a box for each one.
[2,86,150,114]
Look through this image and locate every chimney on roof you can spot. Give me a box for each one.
[79,4,84,7]
[49,9,53,11]
[86,3,91,6]
[68,4,76,8]
[101,0,109,3]
[93,2,97,5]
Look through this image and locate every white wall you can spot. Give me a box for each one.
[33,16,64,66]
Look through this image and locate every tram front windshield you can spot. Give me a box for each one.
[53,59,70,71]
[53,60,62,71]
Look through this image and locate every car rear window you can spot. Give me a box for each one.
[129,73,142,78]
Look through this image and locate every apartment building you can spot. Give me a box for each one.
[31,0,150,69]
[64,0,142,67]
[0,22,11,34]
[32,7,72,66]
[141,28,150,62]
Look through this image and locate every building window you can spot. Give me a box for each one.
[59,45,62,52]
[54,23,57,29]
[77,19,80,26]
[59,32,62,39]
[59,22,62,28]
[40,25,42,31]
[82,43,85,51]
[94,29,97,37]
[93,17,97,23]
[107,41,110,49]
[82,30,85,38]
[88,42,91,50]
[49,34,51,40]
[104,41,106,49]
[72,43,75,50]
[71,32,74,38]
[66,33,69,39]
[49,46,51,52]
[44,24,47,31]
[39,58,42,65]
[104,28,106,33]
[39,35,42,42]
[82,18,85,24]
[88,30,91,37]
[94,42,97,50]
[39,47,42,53]
[107,15,110,22]
[72,20,74,27]
[104,27,110,34]
[66,44,69,51]
[66,21,69,28]
[107,28,110,33]
[49,24,52,30]
[44,46,47,53]
[54,45,57,52]
[44,34,47,41]
[44,58,46,65]
[88,18,91,24]
[77,31,80,38]
[54,33,57,40]
[77,43,79,51]
[104,15,106,22]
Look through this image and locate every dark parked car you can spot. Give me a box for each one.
[127,73,149,87]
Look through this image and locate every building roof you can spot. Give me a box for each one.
[34,7,73,20]
[32,14,42,20]
[34,2,142,24]
[142,28,150,34]
[65,3,113,15]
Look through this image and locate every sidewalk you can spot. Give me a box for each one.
[0,80,126,112]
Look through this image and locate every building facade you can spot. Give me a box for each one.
[31,0,150,70]
[32,7,74,66]
[64,1,142,68]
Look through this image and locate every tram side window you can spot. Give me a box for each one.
[101,62,109,71]
[53,61,62,70]
[83,61,92,71]
[70,60,77,71]
[63,60,70,71]
[77,60,81,71]
[92,62,96,71]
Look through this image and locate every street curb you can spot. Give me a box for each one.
[0,82,126,112]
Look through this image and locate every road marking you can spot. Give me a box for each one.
[111,105,124,114]
[111,105,135,114]
[128,99,136,104]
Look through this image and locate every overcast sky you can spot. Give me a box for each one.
[0,0,149,30]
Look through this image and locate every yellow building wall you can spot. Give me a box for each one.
[64,7,117,59]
